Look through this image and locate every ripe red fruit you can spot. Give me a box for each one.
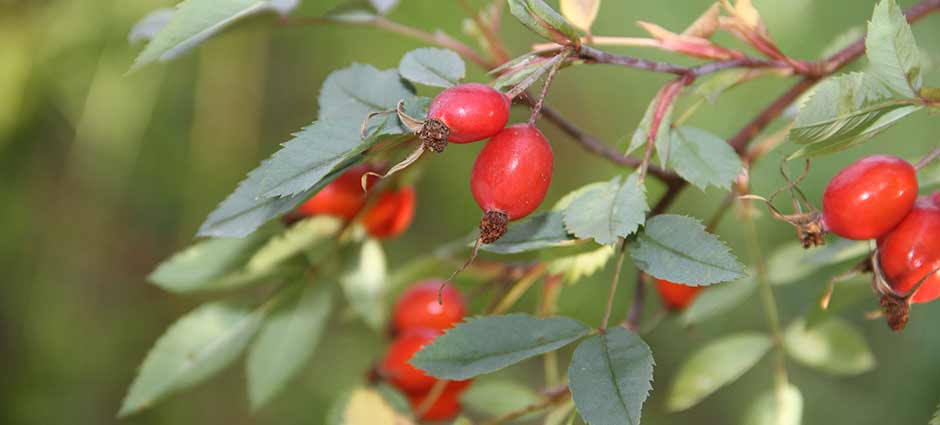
[470,124,553,242]
[295,163,380,219]
[362,186,416,239]
[379,328,440,392]
[393,280,466,333]
[822,155,917,240]
[655,279,704,310]
[407,384,466,421]
[427,83,510,144]
[877,195,940,303]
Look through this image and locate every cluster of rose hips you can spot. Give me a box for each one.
[409,83,553,243]
[287,162,416,239]
[377,281,470,420]
[819,155,939,329]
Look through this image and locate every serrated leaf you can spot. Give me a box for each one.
[257,65,421,198]
[508,0,583,45]
[629,91,675,168]
[411,314,591,380]
[247,283,333,410]
[784,317,875,376]
[129,8,175,43]
[669,126,742,191]
[679,277,756,326]
[247,216,342,273]
[339,239,388,330]
[564,174,648,245]
[197,153,362,238]
[866,0,922,98]
[461,380,541,419]
[547,244,615,284]
[666,333,771,412]
[568,327,654,425]
[131,0,297,71]
[743,384,803,425]
[787,73,922,158]
[148,230,272,293]
[629,215,746,286]
[560,0,600,33]
[399,48,466,88]
[480,212,577,254]
[120,298,276,416]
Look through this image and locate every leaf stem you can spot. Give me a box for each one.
[624,270,647,331]
[491,264,548,315]
[600,240,628,331]
[480,391,570,425]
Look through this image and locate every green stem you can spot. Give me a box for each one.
[743,207,790,411]
[600,240,628,331]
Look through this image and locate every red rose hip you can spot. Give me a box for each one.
[426,83,510,145]
[407,384,466,421]
[877,195,940,303]
[294,163,381,219]
[655,278,704,310]
[393,280,466,333]
[471,124,553,243]
[822,155,917,240]
[379,328,440,392]
[362,186,416,239]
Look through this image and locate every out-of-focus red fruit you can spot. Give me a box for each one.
[655,278,704,310]
[379,328,440,393]
[295,163,381,220]
[393,280,466,333]
[407,383,467,421]
[362,187,416,239]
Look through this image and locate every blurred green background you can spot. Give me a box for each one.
[2,0,940,424]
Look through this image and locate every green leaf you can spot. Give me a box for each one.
[803,238,870,266]
[480,211,577,254]
[787,73,922,158]
[784,317,875,376]
[131,0,297,71]
[629,92,675,168]
[819,26,864,59]
[563,174,648,245]
[866,0,922,98]
[324,1,380,23]
[461,380,541,420]
[246,283,333,410]
[339,239,388,330]
[666,333,772,412]
[568,327,654,425]
[743,384,803,425]
[197,155,363,238]
[679,277,756,326]
[491,55,559,91]
[669,127,743,191]
[246,216,342,273]
[148,229,273,293]
[411,314,591,380]
[257,65,420,198]
[119,298,274,416]
[629,215,746,286]
[507,0,583,45]
[374,383,413,417]
[129,8,175,43]
[692,69,752,104]
[766,243,820,286]
[547,244,615,284]
[399,48,466,88]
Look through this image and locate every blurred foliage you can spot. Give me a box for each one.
[2,0,940,424]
